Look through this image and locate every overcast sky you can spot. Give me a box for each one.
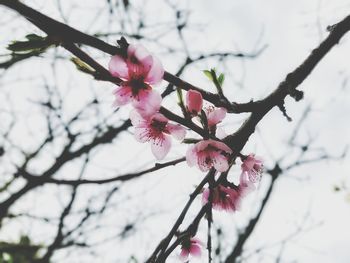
[1,0,350,262]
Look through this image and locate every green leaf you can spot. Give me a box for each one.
[70,57,95,75]
[183,138,201,144]
[19,236,30,245]
[128,256,138,263]
[202,69,213,81]
[218,73,225,86]
[25,34,45,41]
[7,36,51,53]
[176,87,184,105]
[1,34,55,69]
[333,185,341,192]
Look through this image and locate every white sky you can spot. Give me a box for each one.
[0,0,350,262]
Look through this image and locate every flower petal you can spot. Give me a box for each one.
[131,44,151,62]
[151,135,171,160]
[208,107,227,127]
[209,140,233,154]
[108,55,129,79]
[212,152,229,172]
[130,110,147,127]
[126,44,152,77]
[197,151,211,172]
[239,172,256,196]
[179,249,190,261]
[202,188,210,204]
[145,56,164,84]
[133,89,162,117]
[113,86,132,106]
[195,140,211,151]
[186,145,197,167]
[152,113,168,123]
[167,123,186,141]
[134,127,150,143]
[190,244,202,257]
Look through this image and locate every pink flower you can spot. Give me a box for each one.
[109,44,164,116]
[186,139,232,172]
[202,184,241,212]
[186,89,203,116]
[180,237,202,261]
[205,106,227,130]
[238,173,255,197]
[241,154,263,183]
[130,111,186,160]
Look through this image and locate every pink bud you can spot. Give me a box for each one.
[186,89,203,116]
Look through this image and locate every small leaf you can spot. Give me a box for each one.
[333,185,341,192]
[7,34,51,53]
[203,70,213,81]
[25,34,45,41]
[183,138,201,144]
[218,73,225,86]
[176,87,184,105]
[70,57,95,75]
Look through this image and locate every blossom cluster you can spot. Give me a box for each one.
[108,44,263,261]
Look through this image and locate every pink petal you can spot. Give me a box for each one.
[134,127,150,143]
[133,89,162,117]
[138,55,153,77]
[108,55,129,79]
[224,187,241,210]
[189,244,201,257]
[212,152,229,172]
[202,188,210,204]
[186,145,197,167]
[191,238,204,246]
[152,113,168,123]
[180,249,190,261]
[113,86,132,106]
[130,110,147,127]
[127,44,137,57]
[166,123,186,141]
[195,140,211,151]
[242,157,255,171]
[197,151,211,172]
[130,44,151,62]
[186,90,203,115]
[151,135,171,160]
[239,173,256,196]
[209,140,233,154]
[208,107,227,127]
[145,56,164,84]
[126,44,153,78]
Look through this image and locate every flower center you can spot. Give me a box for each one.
[126,78,149,97]
[130,55,137,63]
[151,119,167,132]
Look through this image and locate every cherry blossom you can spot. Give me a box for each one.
[186,89,203,116]
[109,44,164,116]
[238,173,256,197]
[179,237,202,261]
[241,154,263,183]
[130,110,186,160]
[202,184,241,212]
[205,106,227,131]
[186,139,232,172]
